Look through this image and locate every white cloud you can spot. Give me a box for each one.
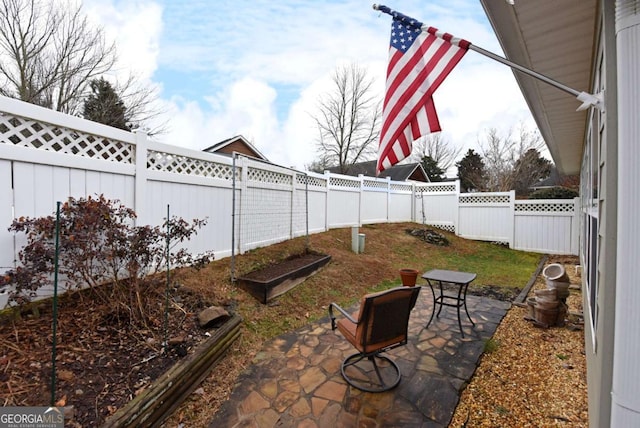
[436,60,534,151]
[85,0,538,172]
[84,1,163,81]
[156,77,280,150]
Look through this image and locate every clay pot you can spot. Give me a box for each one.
[548,281,571,300]
[399,269,419,287]
[535,299,559,310]
[533,301,568,328]
[543,263,570,288]
[534,306,559,328]
[534,288,557,302]
[526,297,536,319]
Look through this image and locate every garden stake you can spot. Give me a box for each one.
[230,152,237,282]
[50,201,61,406]
[305,172,309,253]
[164,204,170,353]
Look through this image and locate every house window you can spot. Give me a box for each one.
[581,102,600,347]
[588,216,598,331]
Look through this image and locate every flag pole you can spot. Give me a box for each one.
[372,4,604,112]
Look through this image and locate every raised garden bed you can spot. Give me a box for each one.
[103,314,242,427]
[237,252,331,304]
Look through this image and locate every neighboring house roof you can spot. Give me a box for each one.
[327,160,430,182]
[203,135,268,161]
[480,0,597,176]
[531,167,561,190]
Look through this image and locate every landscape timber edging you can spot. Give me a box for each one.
[102,314,242,428]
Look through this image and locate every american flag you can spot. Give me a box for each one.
[377,8,470,174]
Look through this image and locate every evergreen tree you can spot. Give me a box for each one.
[456,149,485,192]
[83,78,130,130]
[512,148,552,196]
[420,155,445,182]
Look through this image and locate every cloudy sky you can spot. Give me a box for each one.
[83,0,536,171]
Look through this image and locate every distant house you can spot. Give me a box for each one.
[530,166,562,191]
[203,135,268,161]
[327,160,430,183]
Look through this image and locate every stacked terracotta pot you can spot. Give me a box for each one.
[525,263,570,328]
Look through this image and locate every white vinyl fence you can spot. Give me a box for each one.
[0,95,579,306]
[415,182,579,254]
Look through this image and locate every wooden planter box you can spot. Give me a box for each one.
[102,314,242,428]
[237,253,331,304]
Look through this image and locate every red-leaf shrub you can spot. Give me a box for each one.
[1,195,210,325]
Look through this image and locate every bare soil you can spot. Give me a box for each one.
[0,282,217,426]
[237,251,327,282]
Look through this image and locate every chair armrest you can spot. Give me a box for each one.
[328,302,357,331]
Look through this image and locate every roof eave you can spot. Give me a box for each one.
[480,0,598,176]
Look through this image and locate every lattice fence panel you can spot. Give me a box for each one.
[0,113,134,164]
[329,177,360,188]
[147,150,235,180]
[418,183,457,193]
[459,194,510,204]
[248,167,293,185]
[363,179,388,189]
[425,223,456,233]
[391,183,413,192]
[296,174,327,188]
[514,201,575,213]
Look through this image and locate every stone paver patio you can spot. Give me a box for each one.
[209,287,510,427]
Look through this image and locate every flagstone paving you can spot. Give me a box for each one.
[209,288,510,428]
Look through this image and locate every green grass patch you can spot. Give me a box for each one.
[419,240,541,290]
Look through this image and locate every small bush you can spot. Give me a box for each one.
[1,195,210,325]
[529,186,578,199]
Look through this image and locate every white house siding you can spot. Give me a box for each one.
[612,1,640,425]
[581,2,619,427]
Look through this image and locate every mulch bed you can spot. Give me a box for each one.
[0,284,220,427]
[450,255,588,427]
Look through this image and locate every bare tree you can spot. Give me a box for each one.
[306,156,333,174]
[0,0,166,133]
[409,133,463,174]
[313,63,381,174]
[0,0,117,113]
[113,73,167,134]
[479,124,545,192]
